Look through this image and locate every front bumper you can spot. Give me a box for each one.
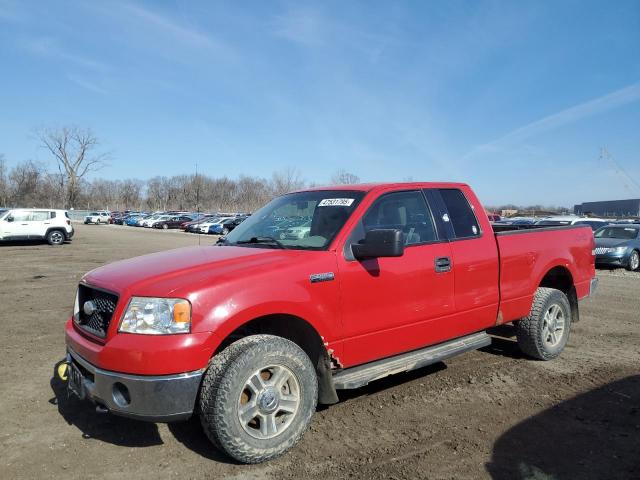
[595,253,629,267]
[64,347,203,423]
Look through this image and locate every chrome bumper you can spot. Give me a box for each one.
[66,348,203,422]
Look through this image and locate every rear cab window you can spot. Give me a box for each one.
[436,188,481,239]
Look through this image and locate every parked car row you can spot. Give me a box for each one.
[184,214,250,235]
[104,210,251,235]
[495,215,640,231]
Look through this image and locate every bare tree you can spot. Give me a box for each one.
[38,126,109,208]
[330,169,360,185]
[9,161,46,207]
[0,154,8,207]
[270,167,304,196]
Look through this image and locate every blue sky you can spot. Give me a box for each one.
[1,0,639,206]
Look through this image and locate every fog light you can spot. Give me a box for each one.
[112,382,131,407]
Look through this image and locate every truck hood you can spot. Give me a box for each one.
[83,245,301,295]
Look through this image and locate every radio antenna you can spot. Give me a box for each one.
[196,162,201,246]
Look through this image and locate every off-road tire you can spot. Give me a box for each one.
[46,229,65,246]
[626,250,639,271]
[515,287,571,360]
[199,335,318,464]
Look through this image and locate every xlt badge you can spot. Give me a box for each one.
[309,272,335,283]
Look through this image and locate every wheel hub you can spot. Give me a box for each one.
[258,387,279,413]
[237,365,300,440]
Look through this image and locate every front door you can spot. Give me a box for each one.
[337,190,456,367]
[2,210,32,239]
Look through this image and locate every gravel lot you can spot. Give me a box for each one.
[1,224,639,479]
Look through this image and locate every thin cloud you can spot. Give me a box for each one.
[67,74,107,95]
[272,6,327,46]
[121,3,232,57]
[466,82,640,157]
[24,37,109,72]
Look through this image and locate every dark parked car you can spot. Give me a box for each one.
[208,217,245,235]
[153,215,195,230]
[594,224,640,271]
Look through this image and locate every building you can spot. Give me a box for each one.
[573,199,640,217]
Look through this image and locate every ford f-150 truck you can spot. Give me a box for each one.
[59,182,597,463]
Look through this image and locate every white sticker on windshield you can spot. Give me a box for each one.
[318,198,355,207]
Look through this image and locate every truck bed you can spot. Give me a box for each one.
[494,224,595,322]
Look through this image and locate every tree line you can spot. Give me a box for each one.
[0,126,361,212]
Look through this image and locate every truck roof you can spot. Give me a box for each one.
[297,182,470,193]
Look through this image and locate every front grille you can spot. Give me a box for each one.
[75,284,118,338]
[595,247,612,255]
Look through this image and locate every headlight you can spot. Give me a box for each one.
[613,246,628,254]
[119,297,191,334]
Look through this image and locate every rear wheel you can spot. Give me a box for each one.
[515,287,571,360]
[627,250,639,271]
[199,335,317,464]
[162,224,169,230]
[222,227,229,235]
[46,230,65,246]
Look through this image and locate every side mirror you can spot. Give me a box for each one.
[6,216,14,222]
[352,229,405,259]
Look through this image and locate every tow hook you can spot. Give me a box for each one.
[55,354,72,381]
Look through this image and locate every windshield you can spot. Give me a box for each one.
[594,227,639,240]
[223,190,366,250]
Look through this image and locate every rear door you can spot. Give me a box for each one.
[27,210,52,238]
[430,187,499,333]
[337,190,456,367]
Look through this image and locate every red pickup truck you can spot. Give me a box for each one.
[60,182,597,463]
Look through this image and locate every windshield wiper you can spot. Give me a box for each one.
[234,236,286,249]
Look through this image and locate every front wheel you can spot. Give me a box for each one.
[222,227,229,235]
[627,250,639,271]
[199,335,318,463]
[515,287,571,360]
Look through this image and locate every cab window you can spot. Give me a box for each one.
[349,190,437,247]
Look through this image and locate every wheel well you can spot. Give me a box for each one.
[46,227,66,238]
[215,314,339,404]
[539,266,579,323]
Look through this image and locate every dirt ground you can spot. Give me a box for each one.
[1,224,639,480]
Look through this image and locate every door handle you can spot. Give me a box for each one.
[435,256,452,273]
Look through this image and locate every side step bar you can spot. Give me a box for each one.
[332,331,491,390]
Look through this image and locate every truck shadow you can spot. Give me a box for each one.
[328,363,447,406]
[486,374,640,480]
[49,373,235,462]
[482,325,527,359]
[50,374,163,447]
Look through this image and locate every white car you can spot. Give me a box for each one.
[84,211,110,224]
[198,217,231,233]
[0,208,74,245]
[142,214,170,228]
[283,220,312,240]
